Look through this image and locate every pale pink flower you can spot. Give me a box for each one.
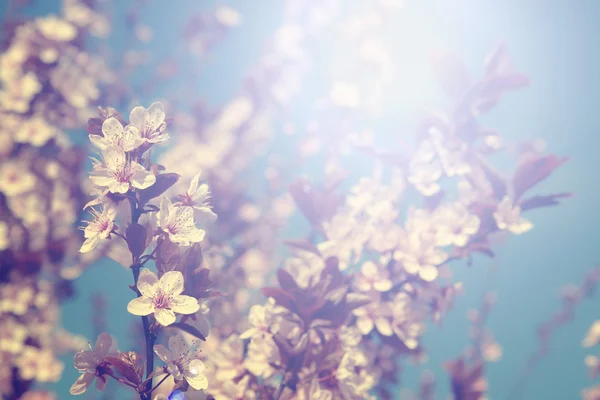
[158,197,206,246]
[89,145,156,194]
[153,331,208,390]
[0,161,36,197]
[69,333,113,395]
[176,172,217,223]
[129,102,168,144]
[78,205,117,253]
[354,261,393,293]
[493,196,533,235]
[127,269,200,326]
[89,117,143,152]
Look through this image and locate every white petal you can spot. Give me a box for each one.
[94,332,113,357]
[184,360,208,390]
[147,102,166,130]
[102,145,126,173]
[137,268,159,298]
[375,317,393,336]
[127,297,155,316]
[171,206,195,231]
[69,372,95,395]
[419,265,438,282]
[155,308,176,326]
[356,317,373,335]
[101,117,124,142]
[79,236,99,253]
[89,168,114,187]
[73,351,97,370]
[130,164,156,189]
[89,134,109,150]
[108,180,130,194]
[121,125,144,152]
[171,228,205,244]
[158,197,172,230]
[159,271,185,296]
[188,173,202,196]
[170,295,200,315]
[129,106,149,130]
[153,344,172,364]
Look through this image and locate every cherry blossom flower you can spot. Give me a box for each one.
[158,197,206,246]
[435,204,481,247]
[129,102,168,144]
[89,145,156,194]
[354,260,393,292]
[394,234,448,282]
[79,205,117,253]
[493,196,533,235]
[69,333,113,395]
[336,350,376,399]
[0,161,36,197]
[153,332,208,390]
[14,117,56,147]
[127,269,200,326]
[89,117,143,152]
[176,172,218,223]
[353,297,393,336]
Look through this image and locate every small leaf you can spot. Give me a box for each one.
[126,223,147,259]
[105,355,142,385]
[512,155,569,201]
[519,192,573,211]
[137,173,180,205]
[156,237,180,276]
[170,322,207,341]
[277,269,298,292]
[261,287,297,314]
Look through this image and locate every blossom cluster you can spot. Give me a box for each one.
[0,1,586,399]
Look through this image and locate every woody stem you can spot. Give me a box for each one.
[129,197,156,400]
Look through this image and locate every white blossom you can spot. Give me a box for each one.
[78,204,117,253]
[89,117,143,152]
[158,197,206,246]
[89,145,156,194]
[153,332,208,390]
[129,102,168,144]
[69,333,113,395]
[127,269,200,326]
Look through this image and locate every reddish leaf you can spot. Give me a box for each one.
[477,160,507,201]
[512,155,569,200]
[261,287,297,314]
[520,192,573,211]
[277,269,298,292]
[125,223,147,259]
[170,322,206,341]
[105,355,142,385]
[137,173,180,205]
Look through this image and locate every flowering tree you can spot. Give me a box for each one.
[0,1,593,400]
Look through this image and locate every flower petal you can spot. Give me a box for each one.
[89,168,114,187]
[129,106,149,131]
[122,125,143,152]
[184,360,208,390]
[130,164,156,189]
[89,134,109,150]
[137,268,159,298]
[155,308,176,326]
[153,344,172,364]
[127,297,155,316]
[171,295,200,315]
[79,236,99,253]
[73,351,97,370]
[158,197,172,230]
[69,372,95,395]
[147,102,166,131]
[102,145,126,173]
[188,173,202,196]
[94,332,113,357]
[159,271,185,296]
[101,117,124,142]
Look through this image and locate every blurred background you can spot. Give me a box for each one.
[2,0,600,399]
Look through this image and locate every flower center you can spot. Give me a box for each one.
[153,292,170,309]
